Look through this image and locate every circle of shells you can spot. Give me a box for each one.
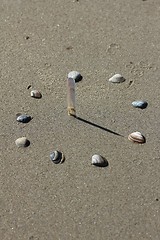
[15,71,147,166]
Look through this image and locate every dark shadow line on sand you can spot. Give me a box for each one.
[75,116,123,137]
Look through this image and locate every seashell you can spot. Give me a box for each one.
[31,90,42,98]
[128,132,145,143]
[109,74,125,83]
[132,100,148,109]
[68,71,82,82]
[16,114,32,123]
[91,154,108,167]
[15,137,30,147]
[50,150,65,164]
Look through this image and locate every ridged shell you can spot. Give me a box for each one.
[132,100,148,109]
[128,132,145,143]
[16,114,32,123]
[31,90,42,98]
[50,151,65,164]
[15,137,30,147]
[91,154,108,167]
[68,71,82,82]
[109,74,125,83]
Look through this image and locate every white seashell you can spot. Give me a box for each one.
[68,71,82,82]
[50,150,65,164]
[91,154,108,167]
[15,137,30,147]
[31,90,42,98]
[128,132,145,143]
[132,100,148,109]
[109,74,125,83]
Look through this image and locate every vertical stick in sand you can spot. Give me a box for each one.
[67,77,76,117]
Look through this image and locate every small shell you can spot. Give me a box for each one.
[16,114,32,123]
[68,71,82,82]
[91,154,108,167]
[31,90,42,98]
[50,151,65,164]
[15,137,30,147]
[132,100,148,109]
[109,74,125,83]
[128,132,145,143]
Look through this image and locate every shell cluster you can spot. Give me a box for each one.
[132,100,148,109]
[15,137,30,147]
[16,114,32,123]
[91,154,108,167]
[31,90,42,99]
[128,132,145,144]
[50,150,65,164]
[109,74,125,83]
[68,71,82,82]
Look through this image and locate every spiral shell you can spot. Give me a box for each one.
[128,132,145,143]
[91,154,108,167]
[50,151,65,164]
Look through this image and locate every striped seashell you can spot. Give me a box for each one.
[128,132,145,143]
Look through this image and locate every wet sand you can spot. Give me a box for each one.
[0,0,160,239]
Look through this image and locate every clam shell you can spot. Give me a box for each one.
[91,154,108,167]
[50,151,65,164]
[31,90,42,98]
[15,137,30,147]
[128,132,145,143]
[132,100,148,109]
[16,114,32,123]
[109,74,125,83]
[68,71,82,82]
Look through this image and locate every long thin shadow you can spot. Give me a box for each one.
[75,116,123,137]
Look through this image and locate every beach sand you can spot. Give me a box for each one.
[0,0,160,239]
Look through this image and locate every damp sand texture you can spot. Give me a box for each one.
[1,0,160,240]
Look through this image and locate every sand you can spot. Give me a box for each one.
[0,0,160,239]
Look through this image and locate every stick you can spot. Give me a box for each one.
[67,78,76,116]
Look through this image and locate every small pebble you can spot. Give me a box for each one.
[91,154,108,167]
[109,74,125,83]
[15,137,30,147]
[50,150,65,164]
[16,114,32,123]
[132,100,148,109]
[68,71,82,82]
[31,90,42,99]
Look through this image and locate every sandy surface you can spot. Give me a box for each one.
[0,0,160,239]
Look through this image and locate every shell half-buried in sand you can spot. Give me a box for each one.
[128,131,145,143]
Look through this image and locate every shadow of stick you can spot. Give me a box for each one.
[74,116,123,137]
